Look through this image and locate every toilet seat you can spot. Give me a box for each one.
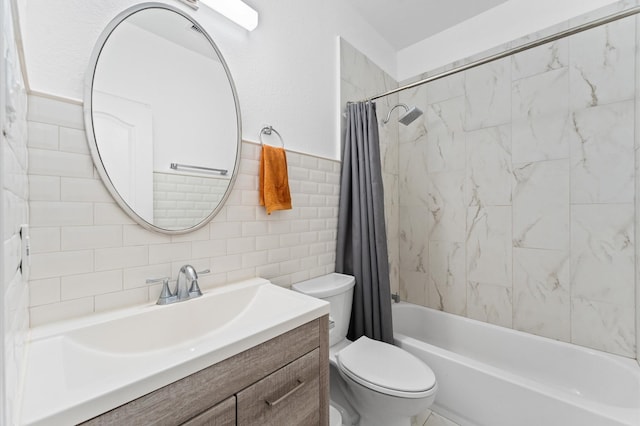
[336,336,436,399]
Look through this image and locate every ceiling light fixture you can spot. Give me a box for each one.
[192,0,258,31]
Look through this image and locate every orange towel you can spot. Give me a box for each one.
[259,144,292,214]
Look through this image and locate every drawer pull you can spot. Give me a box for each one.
[265,379,305,407]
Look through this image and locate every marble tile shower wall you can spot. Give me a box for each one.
[339,38,401,295]
[2,0,29,422]
[27,95,339,326]
[399,16,638,358]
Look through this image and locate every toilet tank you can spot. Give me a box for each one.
[292,273,355,347]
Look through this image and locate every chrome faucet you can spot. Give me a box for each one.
[147,265,209,305]
[177,264,203,300]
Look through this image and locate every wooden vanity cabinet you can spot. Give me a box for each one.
[181,397,236,426]
[237,349,320,425]
[81,316,329,426]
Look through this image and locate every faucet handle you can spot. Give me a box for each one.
[146,276,171,285]
[189,281,203,298]
[148,277,176,305]
[187,269,209,298]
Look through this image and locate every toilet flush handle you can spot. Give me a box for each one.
[328,317,335,329]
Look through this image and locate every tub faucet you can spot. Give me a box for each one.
[391,292,400,303]
[147,265,209,305]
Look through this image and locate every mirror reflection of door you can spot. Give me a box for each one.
[93,92,153,222]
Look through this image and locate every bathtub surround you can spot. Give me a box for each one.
[341,2,640,360]
[337,102,393,343]
[1,0,30,423]
[27,94,340,326]
[397,8,638,358]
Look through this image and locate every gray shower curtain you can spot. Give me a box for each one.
[336,101,394,344]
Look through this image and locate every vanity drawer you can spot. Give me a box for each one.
[181,396,235,426]
[237,348,320,426]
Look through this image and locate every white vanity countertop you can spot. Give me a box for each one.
[20,278,329,425]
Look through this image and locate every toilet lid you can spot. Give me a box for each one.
[336,336,436,398]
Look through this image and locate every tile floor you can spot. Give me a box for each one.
[413,409,460,426]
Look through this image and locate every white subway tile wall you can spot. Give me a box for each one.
[2,0,30,423]
[153,172,230,228]
[27,95,340,326]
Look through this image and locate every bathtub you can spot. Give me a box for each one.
[392,302,640,426]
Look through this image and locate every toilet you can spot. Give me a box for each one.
[330,404,342,426]
[292,273,437,426]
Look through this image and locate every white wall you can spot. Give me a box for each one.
[397,0,622,81]
[2,0,30,423]
[0,0,7,416]
[19,0,397,161]
[1,0,6,418]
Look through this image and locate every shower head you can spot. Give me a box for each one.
[382,103,423,126]
[398,106,423,125]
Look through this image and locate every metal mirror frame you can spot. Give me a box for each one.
[83,2,242,234]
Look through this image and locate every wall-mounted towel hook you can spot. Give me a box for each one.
[259,125,285,148]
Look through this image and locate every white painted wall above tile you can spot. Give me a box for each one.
[19,0,398,160]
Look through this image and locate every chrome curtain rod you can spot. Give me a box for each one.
[361,5,640,103]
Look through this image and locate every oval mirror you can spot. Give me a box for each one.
[84,3,241,234]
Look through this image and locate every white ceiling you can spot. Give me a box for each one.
[348,0,510,50]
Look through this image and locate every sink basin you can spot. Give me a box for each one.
[21,278,329,426]
[67,280,261,354]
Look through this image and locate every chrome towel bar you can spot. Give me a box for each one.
[170,162,228,175]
